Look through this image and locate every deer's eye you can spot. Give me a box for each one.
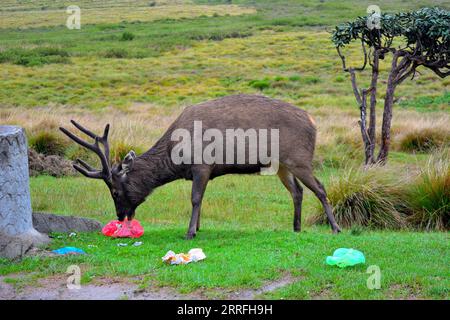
[112,190,119,198]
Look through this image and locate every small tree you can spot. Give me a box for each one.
[332,7,449,165]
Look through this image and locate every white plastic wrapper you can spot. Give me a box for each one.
[162,248,206,265]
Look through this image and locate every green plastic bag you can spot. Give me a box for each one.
[326,248,365,268]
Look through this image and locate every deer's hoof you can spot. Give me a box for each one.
[293,226,301,232]
[332,225,342,234]
[185,233,196,240]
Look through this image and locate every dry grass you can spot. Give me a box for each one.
[1,104,447,164]
[404,148,450,231]
[0,104,177,156]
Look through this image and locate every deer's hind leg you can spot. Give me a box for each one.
[287,165,341,233]
[277,166,304,232]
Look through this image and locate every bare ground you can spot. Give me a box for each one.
[0,273,299,300]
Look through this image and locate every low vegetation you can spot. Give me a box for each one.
[308,167,406,229]
[308,148,450,231]
[404,149,450,231]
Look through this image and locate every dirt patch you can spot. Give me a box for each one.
[227,274,299,300]
[0,275,201,300]
[28,149,75,177]
[387,283,423,300]
[0,274,299,300]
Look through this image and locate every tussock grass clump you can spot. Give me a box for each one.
[397,128,450,153]
[404,148,450,231]
[308,167,406,229]
[120,32,135,41]
[111,141,144,164]
[29,131,69,156]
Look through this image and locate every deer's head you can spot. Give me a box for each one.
[60,121,143,221]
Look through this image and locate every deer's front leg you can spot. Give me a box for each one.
[186,166,211,240]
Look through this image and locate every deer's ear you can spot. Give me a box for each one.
[121,150,136,174]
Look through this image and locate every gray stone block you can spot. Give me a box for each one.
[33,212,102,234]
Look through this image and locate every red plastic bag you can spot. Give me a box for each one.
[102,218,144,238]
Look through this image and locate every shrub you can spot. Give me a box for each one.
[29,131,68,156]
[120,32,135,41]
[397,128,450,153]
[403,148,450,231]
[307,167,407,229]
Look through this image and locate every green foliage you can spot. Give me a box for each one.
[332,7,450,50]
[332,7,449,76]
[0,47,69,66]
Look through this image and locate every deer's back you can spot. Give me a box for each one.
[158,94,317,176]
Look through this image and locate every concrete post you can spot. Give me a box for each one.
[0,126,49,259]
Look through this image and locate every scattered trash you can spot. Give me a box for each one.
[326,248,365,268]
[87,244,97,248]
[102,218,144,238]
[162,248,206,265]
[133,241,143,247]
[52,247,86,255]
[69,232,77,238]
[117,243,128,247]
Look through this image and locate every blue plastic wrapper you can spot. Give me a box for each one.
[52,247,86,255]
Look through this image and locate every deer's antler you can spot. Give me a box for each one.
[60,120,111,185]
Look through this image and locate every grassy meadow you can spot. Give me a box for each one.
[0,0,449,299]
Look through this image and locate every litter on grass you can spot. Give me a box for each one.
[117,241,142,247]
[52,247,86,255]
[102,218,144,238]
[162,248,206,265]
[326,248,365,268]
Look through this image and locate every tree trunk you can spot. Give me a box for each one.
[0,126,49,259]
[377,71,396,164]
[367,50,379,164]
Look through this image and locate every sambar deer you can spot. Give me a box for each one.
[60,94,341,239]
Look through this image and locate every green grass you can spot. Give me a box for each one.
[0,169,448,299]
[1,226,448,299]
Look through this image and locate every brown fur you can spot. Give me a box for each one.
[118,94,341,238]
[63,94,341,238]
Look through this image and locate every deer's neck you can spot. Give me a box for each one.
[132,143,179,194]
